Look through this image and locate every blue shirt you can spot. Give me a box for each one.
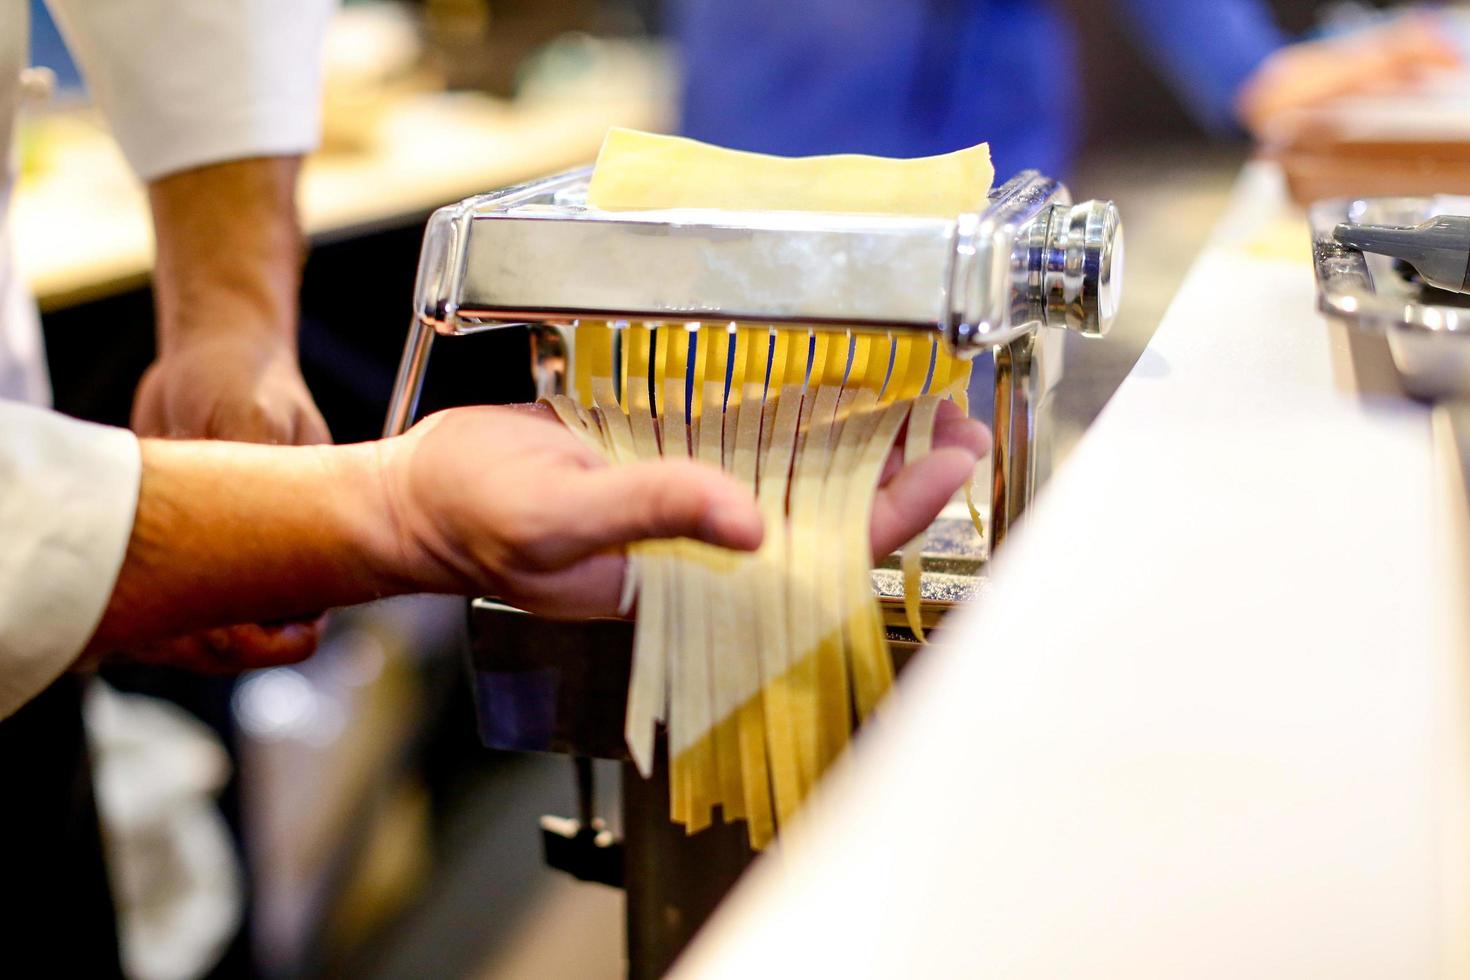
[675,0,1286,179]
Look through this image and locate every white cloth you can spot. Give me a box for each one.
[0,400,139,718]
[0,0,334,719]
[43,0,333,182]
[86,681,243,980]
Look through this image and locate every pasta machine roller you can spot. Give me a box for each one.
[385,166,1123,977]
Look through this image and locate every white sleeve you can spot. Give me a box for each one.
[43,0,337,181]
[0,402,140,720]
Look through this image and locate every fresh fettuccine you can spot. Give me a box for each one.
[543,130,988,847]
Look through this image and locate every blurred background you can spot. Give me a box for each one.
[18,1,1466,977]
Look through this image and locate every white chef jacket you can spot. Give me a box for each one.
[0,0,333,719]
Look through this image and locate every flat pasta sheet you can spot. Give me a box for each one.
[541,128,989,847]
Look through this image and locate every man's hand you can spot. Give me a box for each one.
[112,622,325,675]
[128,333,328,671]
[376,402,989,619]
[132,329,329,445]
[872,398,987,554]
[1237,14,1462,142]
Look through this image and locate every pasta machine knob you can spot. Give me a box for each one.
[1015,199,1124,339]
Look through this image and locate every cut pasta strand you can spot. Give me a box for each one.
[554,321,971,846]
[537,129,993,846]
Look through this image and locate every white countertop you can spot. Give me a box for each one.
[678,163,1470,978]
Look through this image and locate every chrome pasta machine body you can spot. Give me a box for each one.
[387,166,1122,557]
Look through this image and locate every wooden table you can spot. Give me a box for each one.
[15,77,667,310]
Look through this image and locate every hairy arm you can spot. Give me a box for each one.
[89,439,388,654]
[138,156,328,444]
[123,157,333,666]
[85,403,987,657]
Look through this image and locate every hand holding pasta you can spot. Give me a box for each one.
[377,401,984,621]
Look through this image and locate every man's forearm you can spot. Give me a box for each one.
[88,439,412,654]
[137,154,329,447]
[79,401,983,657]
[148,156,304,350]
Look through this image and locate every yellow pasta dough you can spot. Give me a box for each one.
[546,130,989,847]
[589,128,994,218]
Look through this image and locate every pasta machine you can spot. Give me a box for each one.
[385,165,1123,977]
